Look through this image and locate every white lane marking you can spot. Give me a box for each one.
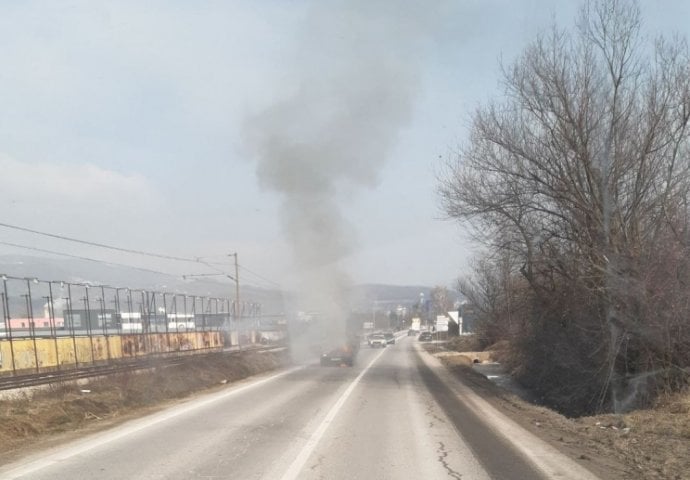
[0,365,305,480]
[279,347,388,480]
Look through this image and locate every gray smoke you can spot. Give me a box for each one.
[245,1,443,347]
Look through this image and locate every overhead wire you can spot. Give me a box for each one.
[0,221,203,264]
[238,264,282,288]
[0,240,180,278]
[0,221,277,288]
[0,220,236,275]
[0,241,245,297]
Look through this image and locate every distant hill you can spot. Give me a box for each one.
[0,255,451,314]
[348,284,433,309]
[0,254,285,313]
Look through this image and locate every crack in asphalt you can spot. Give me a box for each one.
[437,441,463,479]
[426,403,436,428]
[425,400,447,429]
[425,398,463,478]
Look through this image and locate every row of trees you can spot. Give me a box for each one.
[440,0,690,415]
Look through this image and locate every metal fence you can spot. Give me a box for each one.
[0,274,265,376]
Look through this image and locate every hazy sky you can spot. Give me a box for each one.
[0,1,688,289]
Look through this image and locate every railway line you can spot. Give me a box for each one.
[0,343,286,392]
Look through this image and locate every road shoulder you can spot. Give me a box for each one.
[415,343,613,480]
[0,350,290,466]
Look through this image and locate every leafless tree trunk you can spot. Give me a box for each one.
[458,252,530,348]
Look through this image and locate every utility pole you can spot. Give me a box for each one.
[233,253,240,317]
[182,256,241,351]
[232,253,241,351]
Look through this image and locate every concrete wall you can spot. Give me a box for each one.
[0,331,223,374]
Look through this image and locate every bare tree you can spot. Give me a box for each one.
[458,252,530,347]
[439,0,690,414]
[429,285,454,316]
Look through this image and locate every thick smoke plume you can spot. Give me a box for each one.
[245,1,441,347]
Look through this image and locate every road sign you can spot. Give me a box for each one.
[435,316,449,332]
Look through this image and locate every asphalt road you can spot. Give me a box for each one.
[0,337,593,480]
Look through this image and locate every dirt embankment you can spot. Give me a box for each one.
[0,350,289,464]
[431,341,690,480]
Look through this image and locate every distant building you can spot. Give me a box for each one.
[0,316,64,330]
[63,308,118,329]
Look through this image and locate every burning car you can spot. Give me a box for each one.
[320,344,356,366]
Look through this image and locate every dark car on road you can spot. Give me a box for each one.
[320,344,356,366]
[418,332,433,342]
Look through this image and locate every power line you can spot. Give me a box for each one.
[0,241,180,278]
[0,221,269,289]
[0,221,202,264]
[238,264,282,288]
[239,277,279,290]
[240,280,280,290]
[195,255,235,264]
[0,241,244,292]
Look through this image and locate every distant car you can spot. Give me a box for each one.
[320,345,355,366]
[418,332,433,342]
[407,329,417,336]
[384,332,395,344]
[369,334,387,348]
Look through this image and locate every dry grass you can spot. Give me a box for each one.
[436,353,474,367]
[425,335,495,364]
[577,391,690,480]
[445,335,483,352]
